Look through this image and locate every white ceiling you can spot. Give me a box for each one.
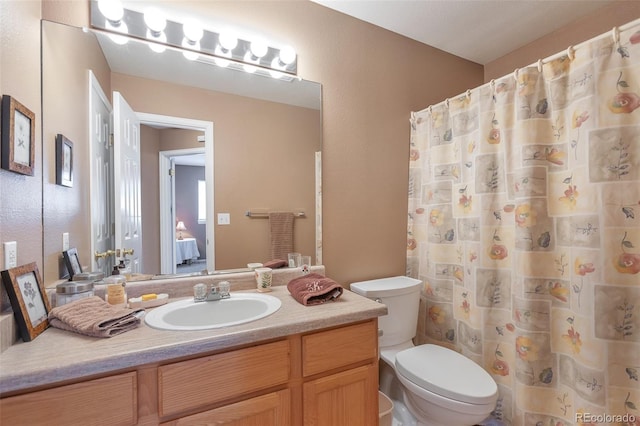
[311,0,615,64]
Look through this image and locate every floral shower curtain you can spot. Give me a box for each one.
[407,20,639,426]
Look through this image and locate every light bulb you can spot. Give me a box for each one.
[183,19,204,43]
[278,46,296,65]
[182,39,200,60]
[250,40,268,58]
[147,29,167,53]
[144,8,166,35]
[269,69,284,79]
[214,57,231,68]
[218,32,238,52]
[106,20,128,45]
[98,0,124,23]
[243,63,257,74]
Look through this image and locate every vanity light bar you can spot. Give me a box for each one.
[90,0,298,80]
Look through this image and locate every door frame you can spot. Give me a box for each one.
[159,147,206,274]
[137,113,214,275]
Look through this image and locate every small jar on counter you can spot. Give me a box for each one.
[56,281,95,307]
[104,273,127,307]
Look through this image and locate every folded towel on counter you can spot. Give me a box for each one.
[287,273,343,306]
[48,296,145,338]
[263,259,288,269]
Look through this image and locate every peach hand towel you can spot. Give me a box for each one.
[269,212,294,260]
[287,273,344,306]
[48,296,144,338]
[263,259,288,269]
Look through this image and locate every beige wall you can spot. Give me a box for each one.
[140,126,162,274]
[485,1,640,81]
[4,0,632,299]
[0,1,42,311]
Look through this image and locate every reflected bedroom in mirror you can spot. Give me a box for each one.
[41,15,322,287]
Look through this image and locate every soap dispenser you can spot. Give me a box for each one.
[117,259,131,280]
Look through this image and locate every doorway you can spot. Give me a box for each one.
[138,113,214,275]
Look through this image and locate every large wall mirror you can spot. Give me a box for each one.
[41,20,322,286]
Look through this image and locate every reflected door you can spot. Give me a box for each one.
[89,72,114,276]
[113,92,143,272]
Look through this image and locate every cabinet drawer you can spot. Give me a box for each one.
[161,389,290,426]
[302,320,377,377]
[158,339,290,417]
[0,371,137,426]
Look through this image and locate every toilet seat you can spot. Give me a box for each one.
[395,344,497,405]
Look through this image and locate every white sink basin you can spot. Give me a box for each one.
[144,293,282,331]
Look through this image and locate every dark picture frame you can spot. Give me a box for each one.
[56,134,73,187]
[1,262,51,342]
[62,248,83,279]
[1,95,36,176]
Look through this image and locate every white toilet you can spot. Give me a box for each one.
[351,276,498,426]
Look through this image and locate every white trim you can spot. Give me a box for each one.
[137,113,215,275]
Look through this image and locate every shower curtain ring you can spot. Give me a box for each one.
[465,89,472,100]
[445,98,450,108]
[513,68,519,81]
[566,45,575,61]
[537,59,543,73]
[612,26,620,43]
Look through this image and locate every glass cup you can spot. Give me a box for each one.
[193,283,207,301]
[300,255,311,274]
[288,253,301,268]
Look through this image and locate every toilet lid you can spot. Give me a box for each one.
[395,344,497,405]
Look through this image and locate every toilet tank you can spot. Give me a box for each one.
[351,276,422,348]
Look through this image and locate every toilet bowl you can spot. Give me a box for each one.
[351,276,498,426]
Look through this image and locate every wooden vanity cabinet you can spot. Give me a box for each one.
[0,319,378,426]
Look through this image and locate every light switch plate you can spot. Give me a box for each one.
[4,241,17,269]
[63,232,70,251]
[217,213,231,225]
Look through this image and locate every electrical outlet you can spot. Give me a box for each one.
[4,241,17,269]
[62,233,70,251]
[217,213,231,225]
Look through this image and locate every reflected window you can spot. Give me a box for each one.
[198,180,206,224]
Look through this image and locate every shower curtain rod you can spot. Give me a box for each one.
[420,17,640,113]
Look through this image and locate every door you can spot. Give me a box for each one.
[113,92,143,273]
[303,365,378,426]
[89,72,114,276]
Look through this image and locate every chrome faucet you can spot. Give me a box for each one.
[194,281,231,302]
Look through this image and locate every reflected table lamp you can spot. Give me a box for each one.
[176,221,187,240]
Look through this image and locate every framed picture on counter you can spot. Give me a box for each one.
[1,262,51,342]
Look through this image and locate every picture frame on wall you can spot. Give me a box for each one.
[1,95,36,176]
[1,262,52,342]
[56,134,73,187]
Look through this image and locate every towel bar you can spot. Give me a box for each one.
[245,210,305,218]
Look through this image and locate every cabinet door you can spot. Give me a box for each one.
[303,364,378,426]
[162,389,290,426]
[0,372,137,426]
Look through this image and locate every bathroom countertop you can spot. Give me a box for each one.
[0,286,386,395]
